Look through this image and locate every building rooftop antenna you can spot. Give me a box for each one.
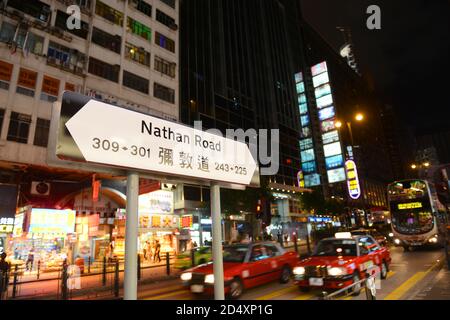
[336,26,361,75]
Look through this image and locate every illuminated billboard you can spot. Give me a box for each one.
[139,190,174,214]
[29,209,76,234]
[318,106,335,121]
[312,72,329,88]
[327,168,346,183]
[324,142,342,158]
[302,161,317,173]
[315,84,331,99]
[296,82,305,94]
[321,118,336,133]
[311,61,328,76]
[299,138,313,151]
[316,94,333,109]
[345,160,361,199]
[300,149,315,162]
[325,154,344,170]
[304,174,321,187]
[322,130,339,144]
[299,103,308,115]
[300,115,310,126]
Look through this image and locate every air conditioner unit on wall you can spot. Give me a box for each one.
[31,181,51,196]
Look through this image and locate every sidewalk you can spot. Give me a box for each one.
[413,262,450,300]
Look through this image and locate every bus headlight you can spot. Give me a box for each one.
[429,236,438,243]
[181,272,192,281]
[293,266,305,275]
[205,274,214,284]
[327,267,347,276]
[388,233,394,238]
[394,239,401,245]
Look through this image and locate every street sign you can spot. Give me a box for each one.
[58,92,258,186]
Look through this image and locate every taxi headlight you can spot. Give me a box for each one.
[429,236,438,243]
[180,272,192,281]
[205,274,214,284]
[389,233,394,238]
[293,266,305,275]
[394,239,401,245]
[327,267,347,276]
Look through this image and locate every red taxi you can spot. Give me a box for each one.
[293,232,391,295]
[180,242,299,299]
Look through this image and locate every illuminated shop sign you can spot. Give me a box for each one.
[139,190,174,214]
[318,106,335,121]
[0,217,14,233]
[29,209,76,234]
[398,202,423,210]
[139,214,178,228]
[297,171,305,188]
[345,160,361,200]
[181,215,193,228]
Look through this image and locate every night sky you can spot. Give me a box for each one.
[300,0,450,132]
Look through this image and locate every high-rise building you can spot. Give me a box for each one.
[0,0,179,257]
[285,2,393,225]
[179,0,310,241]
[0,0,179,185]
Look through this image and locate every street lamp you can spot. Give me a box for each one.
[335,112,364,147]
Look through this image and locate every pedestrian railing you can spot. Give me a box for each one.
[1,252,179,300]
[319,272,377,300]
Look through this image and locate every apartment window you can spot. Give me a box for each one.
[125,43,150,66]
[0,109,4,134]
[160,0,176,9]
[127,17,151,42]
[16,68,37,97]
[7,0,51,23]
[95,0,124,26]
[92,27,121,54]
[154,82,174,104]
[40,75,60,102]
[130,0,152,18]
[156,9,175,29]
[33,118,50,147]
[24,32,44,55]
[155,32,175,53]
[0,60,13,91]
[123,71,149,94]
[0,22,16,43]
[154,56,175,78]
[55,10,89,39]
[88,57,119,82]
[7,112,31,144]
[47,41,86,75]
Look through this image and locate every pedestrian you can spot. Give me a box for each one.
[14,247,19,260]
[26,248,35,271]
[143,241,148,260]
[154,240,161,263]
[0,252,11,296]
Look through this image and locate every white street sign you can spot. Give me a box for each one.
[65,99,257,185]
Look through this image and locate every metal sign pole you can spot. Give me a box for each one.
[211,182,225,300]
[124,172,139,300]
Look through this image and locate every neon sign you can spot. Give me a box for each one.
[398,202,423,210]
[345,160,361,200]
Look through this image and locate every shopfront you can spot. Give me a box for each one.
[0,217,14,254]
[11,207,76,271]
[72,189,123,261]
[138,190,179,257]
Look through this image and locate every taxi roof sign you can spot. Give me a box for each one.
[335,232,352,239]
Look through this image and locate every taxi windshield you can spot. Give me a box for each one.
[223,245,249,263]
[313,239,357,257]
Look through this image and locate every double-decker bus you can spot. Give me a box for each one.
[387,179,448,251]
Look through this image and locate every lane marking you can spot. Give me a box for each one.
[145,289,188,300]
[387,271,395,279]
[255,286,298,300]
[293,292,315,300]
[384,262,438,300]
[139,284,184,297]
